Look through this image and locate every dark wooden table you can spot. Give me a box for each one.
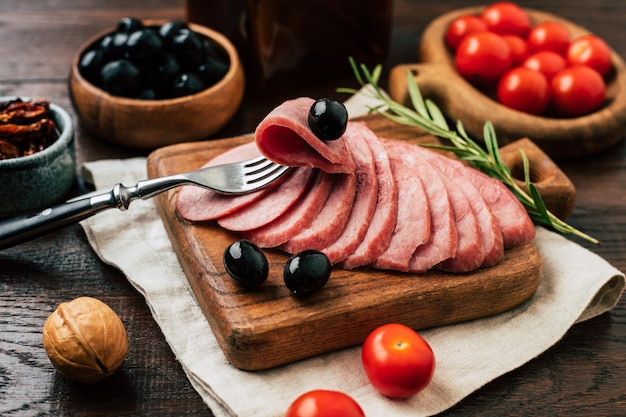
[1,1,624,415]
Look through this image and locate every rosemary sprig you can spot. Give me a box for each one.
[338,59,599,244]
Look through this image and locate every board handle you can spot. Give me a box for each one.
[499,138,576,220]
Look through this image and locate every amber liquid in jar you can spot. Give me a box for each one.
[185,0,393,88]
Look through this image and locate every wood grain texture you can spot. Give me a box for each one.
[147,115,542,370]
[388,7,626,160]
[1,1,625,416]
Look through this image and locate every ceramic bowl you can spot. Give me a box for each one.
[0,99,75,217]
[389,7,626,160]
[69,20,245,149]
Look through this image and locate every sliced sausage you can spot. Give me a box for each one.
[341,124,398,269]
[175,141,270,221]
[217,167,315,231]
[241,170,333,247]
[373,141,430,272]
[255,97,355,173]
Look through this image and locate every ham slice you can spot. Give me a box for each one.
[413,147,504,268]
[404,144,459,273]
[255,97,355,174]
[373,141,430,272]
[434,171,485,273]
[341,123,398,269]
[280,173,356,254]
[319,125,378,264]
[217,167,315,231]
[460,166,535,247]
[241,170,333,247]
[175,142,270,221]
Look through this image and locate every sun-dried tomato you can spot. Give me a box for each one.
[0,98,58,160]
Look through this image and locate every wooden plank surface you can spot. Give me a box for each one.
[147,115,542,370]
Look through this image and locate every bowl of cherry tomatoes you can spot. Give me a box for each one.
[389,2,626,160]
[69,17,245,149]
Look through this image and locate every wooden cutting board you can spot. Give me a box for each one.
[147,115,543,371]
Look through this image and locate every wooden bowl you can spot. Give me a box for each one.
[69,20,245,149]
[388,7,626,160]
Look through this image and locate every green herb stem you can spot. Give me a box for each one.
[338,59,599,245]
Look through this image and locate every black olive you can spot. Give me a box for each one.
[307,98,348,141]
[136,88,157,100]
[196,57,228,85]
[284,250,331,296]
[79,49,105,82]
[150,53,182,84]
[158,21,188,44]
[125,28,163,63]
[223,240,269,289]
[170,28,205,66]
[171,72,207,96]
[117,17,144,33]
[100,59,141,97]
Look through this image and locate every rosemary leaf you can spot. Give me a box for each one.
[341,59,599,245]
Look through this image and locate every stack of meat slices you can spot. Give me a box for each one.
[176,97,535,274]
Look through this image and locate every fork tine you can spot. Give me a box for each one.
[243,159,290,188]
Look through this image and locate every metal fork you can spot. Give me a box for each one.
[0,155,290,250]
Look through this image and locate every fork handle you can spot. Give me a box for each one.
[0,183,141,250]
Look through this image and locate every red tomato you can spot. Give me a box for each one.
[527,21,570,55]
[361,323,435,399]
[285,390,365,417]
[497,67,550,115]
[455,31,512,85]
[567,34,613,76]
[502,35,529,66]
[445,14,488,50]
[551,65,606,117]
[481,2,531,37]
[523,50,567,81]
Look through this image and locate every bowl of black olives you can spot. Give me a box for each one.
[69,17,245,149]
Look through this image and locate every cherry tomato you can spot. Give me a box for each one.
[455,31,512,85]
[551,65,606,117]
[523,50,567,81]
[497,67,550,115]
[502,35,529,66]
[285,390,365,417]
[480,2,531,37]
[361,323,435,399]
[527,21,570,55]
[445,14,488,50]
[567,34,613,76]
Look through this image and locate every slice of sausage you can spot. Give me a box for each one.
[460,165,535,247]
[413,146,503,268]
[279,172,356,254]
[434,170,485,273]
[241,170,333,247]
[319,124,378,264]
[255,97,355,173]
[175,141,270,221]
[373,140,430,272]
[341,123,398,269]
[217,167,315,231]
[405,144,459,273]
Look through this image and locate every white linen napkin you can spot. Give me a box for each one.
[81,158,624,417]
[80,89,624,416]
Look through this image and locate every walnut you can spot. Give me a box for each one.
[42,296,128,384]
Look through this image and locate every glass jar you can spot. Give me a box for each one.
[185,0,394,89]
